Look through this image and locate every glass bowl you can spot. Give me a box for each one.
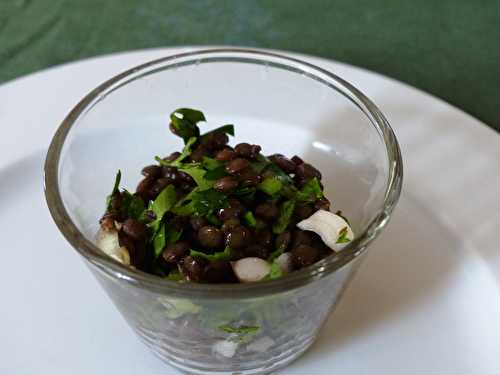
[44,49,402,375]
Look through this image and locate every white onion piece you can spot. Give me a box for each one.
[247,336,275,353]
[274,253,293,274]
[297,210,354,252]
[96,228,130,265]
[231,257,271,283]
[213,340,238,358]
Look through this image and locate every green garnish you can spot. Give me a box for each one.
[204,166,228,180]
[251,154,271,173]
[173,188,228,217]
[218,324,260,335]
[234,186,256,200]
[266,262,283,279]
[268,241,287,261]
[148,184,177,235]
[258,177,283,196]
[295,177,323,203]
[202,156,222,170]
[192,188,228,217]
[336,226,351,244]
[170,108,205,143]
[243,211,257,227]
[166,269,184,281]
[105,170,122,211]
[265,162,294,185]
[151,185,177,219]
[153,222,183,258]
[272,200,296,234]
[200,124,235,140]
[156,136,198,167]
[178,165,212,190]
[120,191,145,219]
[153,223,166,257]
[190,245,232,262]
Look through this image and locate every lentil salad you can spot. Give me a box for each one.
[97,108,353,283]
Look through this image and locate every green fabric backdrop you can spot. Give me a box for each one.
[1,0,499,130]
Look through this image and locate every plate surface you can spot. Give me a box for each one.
[1,47,499,375]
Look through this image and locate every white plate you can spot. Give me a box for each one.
[1,47,499,375]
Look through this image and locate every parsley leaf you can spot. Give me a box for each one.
[192,188,228,217]
[234,186,256,200]
[153,222,183,258]
[105,170,122,211]
[295,177,323,203]
[204,166,228,180]
[120,191,145,219]
[336,226,351,244]
[268,239,288,261]
[258,177,283,196]
[170,108,205,143]
[156,136,197,167]
[243,211,257,227]
[178,165,212,190]
[272,200,296,234]
[190,245,232,262]
[266,262,283,280]
[200,124,235,141]
[151,185,177,219]
[218,324,260,335]
[172,188,228,217]
[202,156,222,170]
[251,154,271,173]
[166,269,184,281]
[265,162,294,185]
[153,223,166,257]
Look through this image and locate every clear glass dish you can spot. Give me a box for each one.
[44,49,402,375]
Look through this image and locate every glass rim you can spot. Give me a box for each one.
[44,48,403,298]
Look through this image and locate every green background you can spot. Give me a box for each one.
[1,0,499,130]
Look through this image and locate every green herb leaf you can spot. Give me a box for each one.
[172,188,228,217]
[258,177,283,196]
[200,124,235,140]
[243,211,257,227]
[336,226,351,244]
[166,226,182,245]
[266,262,283,280]
[192,188,228,217]
[206,212,222,226]
[251,154,271,173]
[265,162,294,185]
[273,200,296,234]
[171,188,200,216]
[166,269,184,281]
[178,165,212,190]
[204,166,228,180]
[121,191,145,219]
[153,223,166,258]
[170,108,205,143]
[202,156,222,170]
[153,222,183,258]
[295,177,323,203]
[218,324,260,335]
[190,245,232,262]
[112,170,121,194]
[156,137,198,167]
[268,239,289,261]
[105,170,122,211]
[234,186,257,201]
[151,185,177,219]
